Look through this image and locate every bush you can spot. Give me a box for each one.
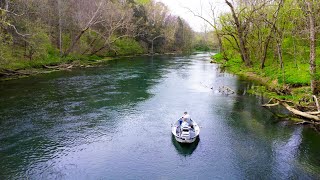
[110,38,145,56]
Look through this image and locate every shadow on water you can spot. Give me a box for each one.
[171,135,200,157]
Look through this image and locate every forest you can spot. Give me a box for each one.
[212,0,319,95]
[210,0,320,124]
[0,0,212,71]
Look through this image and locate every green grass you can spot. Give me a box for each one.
[211,52,316,103]
[213,52,312,87]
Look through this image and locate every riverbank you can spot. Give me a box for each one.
[211,53,320,128]
[0,56,112,81]
[211,53,313,103]
[0,52,181,81]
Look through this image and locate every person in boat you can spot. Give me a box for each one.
[178,117,183,125]
[181,118,189,127]
[182,112,194,128]
[182,112,190,121]
[179,112,188,125]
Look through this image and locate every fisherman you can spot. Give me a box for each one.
[182,111,193,128]
[182,111,190,121]
[181,118,189,127]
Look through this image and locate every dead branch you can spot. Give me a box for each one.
[305,111,320,115]
[262,102,279,107]
[4,22,30,37]
[280,101,320,121]
[0,7,24,16]
[263,98,320,122]
[312,95,320,111]
[0,68,30,76]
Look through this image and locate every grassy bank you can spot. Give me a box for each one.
[0,55,115,81]
[0,37,148,80]
[211,53,313,105]
[0,51,186,81]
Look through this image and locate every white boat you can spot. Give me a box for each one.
[171,118,200,143]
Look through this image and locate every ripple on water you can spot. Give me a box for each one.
[0,53,320,179]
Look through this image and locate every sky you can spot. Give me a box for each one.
[156,0,229,32]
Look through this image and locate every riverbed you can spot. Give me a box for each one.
[0,53,319,179]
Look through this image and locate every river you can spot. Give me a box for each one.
[0,53,319,179]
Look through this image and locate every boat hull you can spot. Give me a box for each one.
[174,135,198,143]
[171,119,200,144]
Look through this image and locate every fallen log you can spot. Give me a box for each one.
[263,98,320,122]
[42,65,59,69]
[312,95,320,112]
[280,101,320,121]
[0,68,30,76]
[262,102,279,107]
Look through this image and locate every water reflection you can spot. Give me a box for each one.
[171,135,199,156]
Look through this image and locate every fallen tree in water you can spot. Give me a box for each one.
[0,68,31,77]
[262,98,320,126]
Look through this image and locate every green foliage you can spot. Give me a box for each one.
[193,31,218,52]
[211,53,224,63]
[194,43,210,51]
[216,0,320,92]
[0,34,14,67]
[1,0,195,73]
[135,0,151,5]
[111,38,145,56]
[26,26,53,60]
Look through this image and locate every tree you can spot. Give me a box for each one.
[260,0,284,69]
[225,0,252,66]
[63,0,105,57]
[302,0,318,95]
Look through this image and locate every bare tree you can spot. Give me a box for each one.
[57,0,63,57]
[225,0,251,66]
[63,0,104,57]
[87,1,135,55]
[304,0,318,95]
[260,0,284,69]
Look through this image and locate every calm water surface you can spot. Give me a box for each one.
[0,53,320,179]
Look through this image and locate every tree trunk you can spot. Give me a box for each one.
[306,1,317,95]
[63,1,103,57]
[225,0,251,67]
[150,35,162,54]
[82,37,99,55]
[90,43,108,56]
[63,28,88,57]
[57,0,63,57]
[151,40,154,54]
[4,0,8,10]
[261,35,272,69]
[260,0,283,69]
[276,39,285,84]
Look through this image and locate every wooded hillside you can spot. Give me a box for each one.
[0,0,194,70]
[214,0,320,95]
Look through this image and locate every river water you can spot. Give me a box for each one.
[0,53,319,179]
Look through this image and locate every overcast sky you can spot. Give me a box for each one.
[156,0,229,32]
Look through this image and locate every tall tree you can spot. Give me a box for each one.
[303,0,318,95]
[225,0,251,66]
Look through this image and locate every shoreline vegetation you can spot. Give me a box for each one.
[211,53,320,130]
[1,0,216,80]
[204,0,320,131]
[0,52,182,81]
